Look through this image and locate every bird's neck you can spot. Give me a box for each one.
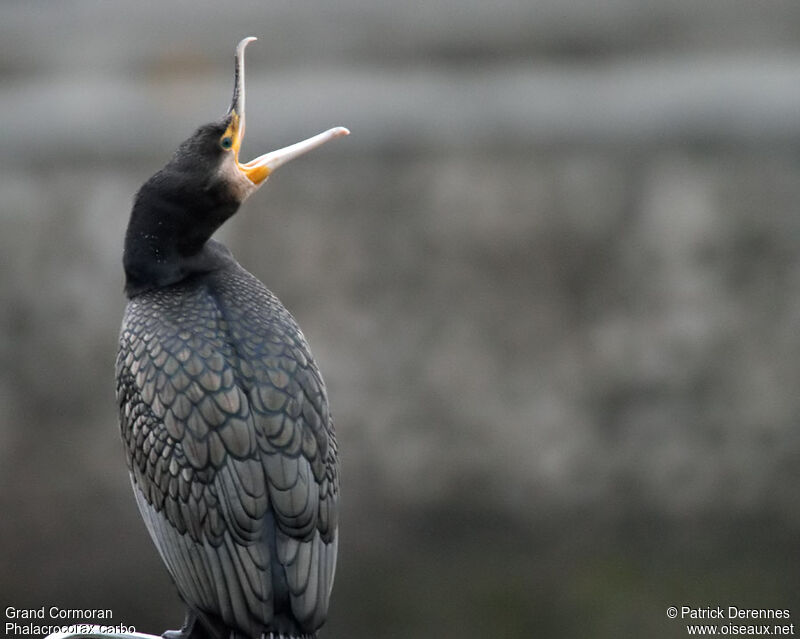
[123,178,238,298]
[123,232,234,298]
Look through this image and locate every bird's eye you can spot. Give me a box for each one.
[220,136,233,150]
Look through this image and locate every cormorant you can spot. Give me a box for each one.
[115,37,347,639]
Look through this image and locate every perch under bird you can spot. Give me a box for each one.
[48,37,347,639]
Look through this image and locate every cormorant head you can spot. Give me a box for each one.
[124,37,349,296]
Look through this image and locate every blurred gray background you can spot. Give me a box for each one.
[1,1,799,638]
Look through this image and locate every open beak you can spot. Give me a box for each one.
[226,37,349,186]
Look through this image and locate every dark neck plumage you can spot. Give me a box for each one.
[123,235,235,299]
[123,167,240,298]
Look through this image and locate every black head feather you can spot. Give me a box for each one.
[123,118,243,298]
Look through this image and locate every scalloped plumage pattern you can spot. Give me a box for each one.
[115,263,338,639]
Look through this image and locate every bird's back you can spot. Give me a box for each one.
[116,260,338,639]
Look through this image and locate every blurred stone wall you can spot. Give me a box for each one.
[1,2,799,638]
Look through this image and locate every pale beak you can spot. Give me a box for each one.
[227,37,350,186]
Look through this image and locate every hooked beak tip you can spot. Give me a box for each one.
[229,37,257,119]
[237,36,257,56]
